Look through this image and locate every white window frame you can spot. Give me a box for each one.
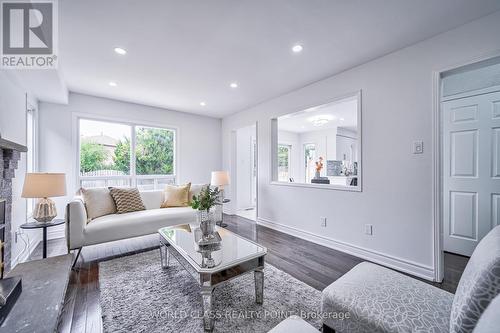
[277,143,291,182]
[303,142,316,183]
[26,97,38,219]
[74,113,179,190]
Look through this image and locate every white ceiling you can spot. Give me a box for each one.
[34,0,500,117]
[279,96,357,133]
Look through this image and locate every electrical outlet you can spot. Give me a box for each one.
[364,224,373,235]
[14,229,24,243]
[413,140,424,154]
[320,217,327,227]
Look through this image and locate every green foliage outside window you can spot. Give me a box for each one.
[80,127,174,176]
[135,127,174,175]
[278,145,290,167]
[80,141,107,173]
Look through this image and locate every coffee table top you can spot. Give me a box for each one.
[158,224,266,273]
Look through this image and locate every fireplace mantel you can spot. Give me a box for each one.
[0,136,27,153]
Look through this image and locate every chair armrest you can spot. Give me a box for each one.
[65,197,87,250]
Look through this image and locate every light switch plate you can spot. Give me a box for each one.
[364,224,373,235]
[413,140,424,154]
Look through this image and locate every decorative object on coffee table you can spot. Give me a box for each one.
[191,186,220,240]
[21,173,66,223]
[211,171,230,227]
[20,219,65,259]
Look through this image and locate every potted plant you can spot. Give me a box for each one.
[191,186,221,239]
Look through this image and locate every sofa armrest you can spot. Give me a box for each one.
[65,197,87,250]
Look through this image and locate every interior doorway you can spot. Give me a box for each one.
[439,55,500,258]
[235,124,257,221]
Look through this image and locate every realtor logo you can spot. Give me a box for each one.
[1,0,58,68]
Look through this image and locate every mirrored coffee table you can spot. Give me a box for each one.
[158,224,267,331]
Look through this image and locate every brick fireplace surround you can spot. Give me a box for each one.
[0,136,27,273]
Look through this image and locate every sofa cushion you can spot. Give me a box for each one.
[109,187,146,214]
[321,262,453,333]
[450,225,500,333]
[161,183,191,208]
[80,187,116,220]
[140,190,164,210]
[84,207,196,246]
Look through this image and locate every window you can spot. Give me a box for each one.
[277,144,291,182]
[304,143,316,183]
[26,102,37,218]
[78,118,176,189]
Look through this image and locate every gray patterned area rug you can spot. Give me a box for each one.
[99,250,322,332]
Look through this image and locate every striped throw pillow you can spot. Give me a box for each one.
[108,187,146,214]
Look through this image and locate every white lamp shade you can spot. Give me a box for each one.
[22,173,67,198]
[211,171,230,187]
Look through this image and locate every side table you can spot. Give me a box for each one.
[20,219,65,258]
[216,198,230,227]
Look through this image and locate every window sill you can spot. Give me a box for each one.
[270,181,361,192]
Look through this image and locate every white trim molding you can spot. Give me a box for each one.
[11,233,42,268]
[257,217,436,281]
[431,49,500,283]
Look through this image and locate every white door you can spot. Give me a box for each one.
[443,90,500,256]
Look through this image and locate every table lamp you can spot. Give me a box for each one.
[211,171,230,227]
[210,171,230,190]
[21,173,66,223]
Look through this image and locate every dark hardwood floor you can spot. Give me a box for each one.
[28,215,468,333]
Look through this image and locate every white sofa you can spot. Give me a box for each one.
[65,188,201,252]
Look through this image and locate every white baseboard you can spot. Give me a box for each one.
[11,233,41,268]
[257,217,436,281]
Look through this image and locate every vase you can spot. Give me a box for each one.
[197,208,216,239]
[315,170,320,179]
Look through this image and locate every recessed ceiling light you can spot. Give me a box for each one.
[114,47,127,55]
[200,102,206,106]
[230,82,238,88]
[340,118,345,121]
[109,81,117,87]
[292,44,303,53]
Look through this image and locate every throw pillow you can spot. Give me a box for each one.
[80,187,117,221]
[108,187,146,214]
[161,183,191,208]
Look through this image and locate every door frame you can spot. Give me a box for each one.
[230,122,259,220]
[432,50,500,282]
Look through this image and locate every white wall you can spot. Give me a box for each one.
[336,128,358,162]
[0,72,41,267]
[222,11,500,281]
[39,93,222,238]
[236,125,256,210]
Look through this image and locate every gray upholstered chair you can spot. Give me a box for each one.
[472,294,500,333]
[321,225,500,333]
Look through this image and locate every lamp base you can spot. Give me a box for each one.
[33,198,57,223]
